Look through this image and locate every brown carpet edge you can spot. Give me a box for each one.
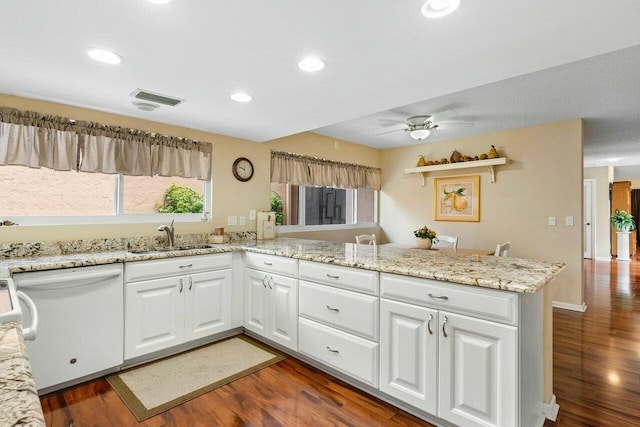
[106,334,286,422]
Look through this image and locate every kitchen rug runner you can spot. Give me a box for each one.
[107,335,286,421]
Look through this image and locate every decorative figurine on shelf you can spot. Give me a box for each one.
[413,225,438,249]
[417,155,427,167]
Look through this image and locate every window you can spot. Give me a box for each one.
[0,165,210,225]
[270,183,377,229]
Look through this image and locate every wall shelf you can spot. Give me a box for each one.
[404,157,509,186]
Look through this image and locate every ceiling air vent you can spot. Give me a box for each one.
[130,89,184,107]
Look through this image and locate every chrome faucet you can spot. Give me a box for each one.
[158,219,175,248]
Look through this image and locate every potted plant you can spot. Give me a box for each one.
[610,209,636,231]
[611,209,635,261]
[414,225,438,249]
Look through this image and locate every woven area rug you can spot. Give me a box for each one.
[107,335,285,421]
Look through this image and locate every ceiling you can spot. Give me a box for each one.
[2,1,640,172]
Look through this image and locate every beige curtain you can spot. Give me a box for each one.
[0,106,212,180]
[270,150,381,190]
[0,107,78,170]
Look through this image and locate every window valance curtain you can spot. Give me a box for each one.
[0,106,212,180]
[270,150,381,190]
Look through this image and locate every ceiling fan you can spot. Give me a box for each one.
[377,110,473,140]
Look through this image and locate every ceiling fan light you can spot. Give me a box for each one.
[410,129,431,140]
[421,0,461,18]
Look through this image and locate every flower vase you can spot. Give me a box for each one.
[416,238,432,249]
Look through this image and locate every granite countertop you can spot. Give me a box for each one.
[0,322,45,427]
[0,238,565,294]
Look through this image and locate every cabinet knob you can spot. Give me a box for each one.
[69,358,77,364]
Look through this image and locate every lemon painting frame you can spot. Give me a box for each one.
[434,175,480,222]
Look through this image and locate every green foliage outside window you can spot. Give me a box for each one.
[156,183,204,213]
[271,192,284,225]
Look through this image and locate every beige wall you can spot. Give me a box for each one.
[380,119,584,306]
[584,166,613,260]
[628,178,640,189]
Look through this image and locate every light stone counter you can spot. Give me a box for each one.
[0,322,45,427]
[1,237,564,294]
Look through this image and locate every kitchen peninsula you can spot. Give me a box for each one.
[0,237,564,427]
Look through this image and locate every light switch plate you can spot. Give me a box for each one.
[239,216,246,226]
[227,216,237,226]
[566,216,574,226]
[548,216,556,226]
[249,210,256,220]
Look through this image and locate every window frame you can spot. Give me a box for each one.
[4,174,212,226]
[275,185,378,233]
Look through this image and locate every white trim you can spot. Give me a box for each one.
[552,301,587,312]
[583,179,595,259]
[595,256,612,261]
[276,222,378,233]
[543,394,560,422]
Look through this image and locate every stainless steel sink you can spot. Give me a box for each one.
[128,245,211,254]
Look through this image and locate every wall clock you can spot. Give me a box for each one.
[232,157,254,182]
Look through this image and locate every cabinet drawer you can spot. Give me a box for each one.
[299,281,379,341]
[299,261,379,295]
[125,253,232,283]
[244,252,297,278]
[299,318,378,387]
[380,273,518,326]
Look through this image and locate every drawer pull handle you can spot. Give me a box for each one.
[179,264,193,269]
[264,261,273,266]
[262,277,267,288]
[268,277,273,290]
[326,345,340,354]
[427,313,433,335]
[326,305,340,312]
[188,276,193,291]
[428,293,449,300]
[179,278,184,293]
[442,316,448,338]
[326,274,340,279]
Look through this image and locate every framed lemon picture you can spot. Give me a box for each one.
[434,175,480,222]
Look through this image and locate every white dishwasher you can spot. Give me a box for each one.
[14,264,124,392]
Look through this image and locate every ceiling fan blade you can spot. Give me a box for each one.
[378,119,408,128]
[375,128,406,136]
[431,109,459,123]
[438,122,475,128]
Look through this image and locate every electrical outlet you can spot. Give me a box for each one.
[249,210,256,220]
[334,141,340,149]
[227,216,237,226]
[239,216,246,226]
[548,216,556,226]
[566,216,574,226]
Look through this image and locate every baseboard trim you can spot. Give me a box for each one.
[552,301,587,312]
[595,256,612,261]
[543,394,560,422]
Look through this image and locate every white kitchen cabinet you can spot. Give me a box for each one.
[438,311,516,427]
[379,298,437,414]
[124,254,232,360]
[380,272,543,427]
[244,267,298,351]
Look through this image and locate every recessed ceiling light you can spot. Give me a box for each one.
[421,0,461,18]
[298,57,325,72]
[146,0,171,3]
[87,48,122,65]
[132,101,160,111]
[230,93,252,103]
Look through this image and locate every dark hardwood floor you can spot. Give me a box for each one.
[40,254,640,427]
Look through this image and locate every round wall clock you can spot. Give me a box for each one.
[232,157,254,182]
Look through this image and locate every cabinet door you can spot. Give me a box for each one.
[379,299,437,414]
[244,268,269,336]
[268,273,298,350]
[184,269,232,342]
[438,312,516,427]
[125,276,184,360]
